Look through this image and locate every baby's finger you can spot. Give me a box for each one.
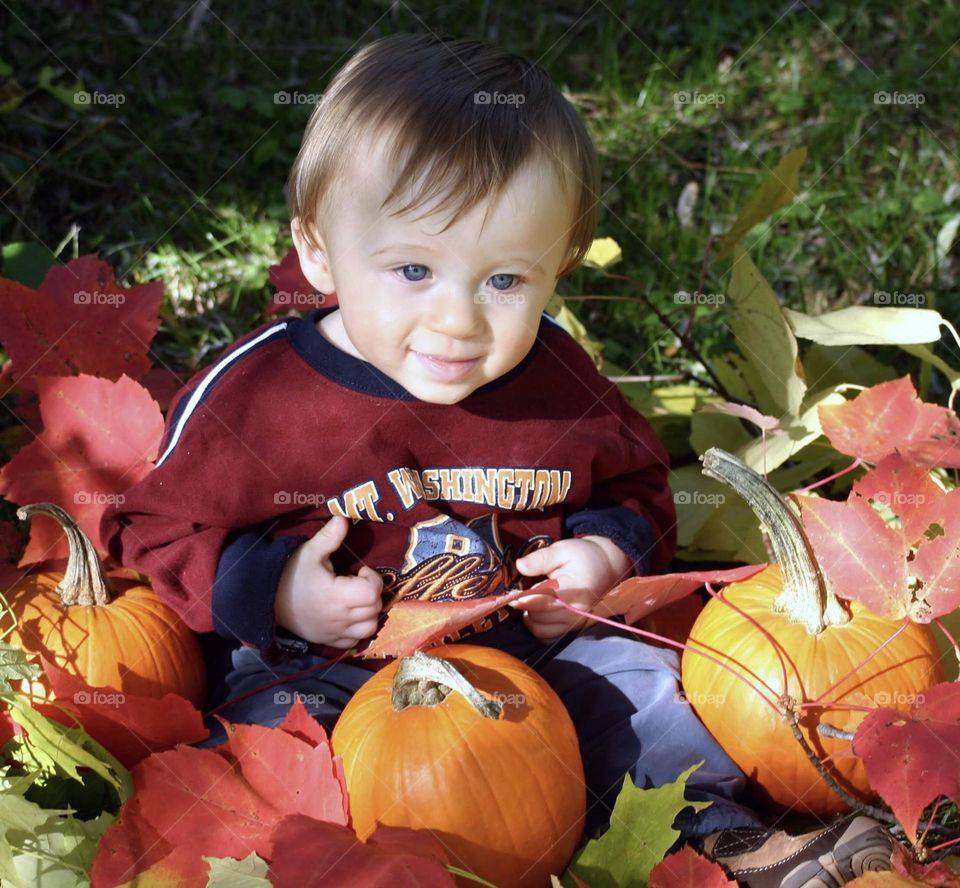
[510,593,559,613]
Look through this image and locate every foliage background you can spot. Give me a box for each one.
[2,0,958,385]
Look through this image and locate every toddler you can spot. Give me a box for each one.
[101,32,891,887]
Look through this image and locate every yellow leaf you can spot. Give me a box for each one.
[582,237,622,269]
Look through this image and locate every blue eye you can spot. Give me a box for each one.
[399,264,428,282]
[489,273,518,291]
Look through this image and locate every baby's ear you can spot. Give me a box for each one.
[291,216,335,294]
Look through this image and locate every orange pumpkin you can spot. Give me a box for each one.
[6,502,206,707]
[680,449,943,815]
[331,643,585,888]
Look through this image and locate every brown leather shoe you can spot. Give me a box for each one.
[704,816,893,887]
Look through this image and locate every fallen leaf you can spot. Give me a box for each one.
[0,254,163,389]
[648,845,738,887]
[819,376,960,467]
[267,816,455,887]
[595,564,767,625]
[40,656,209,769]
[266,247,330,314]
[0,374,164,563]
[852,682,960,844]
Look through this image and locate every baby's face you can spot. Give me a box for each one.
[294,134,578,404]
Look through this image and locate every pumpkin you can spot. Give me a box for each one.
[6,502,206,707]
[331,643,585,888]
[680,449,943,815]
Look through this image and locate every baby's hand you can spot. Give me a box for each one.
[274,515,383,648]
[510,536,633,641]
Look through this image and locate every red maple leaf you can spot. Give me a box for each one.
[266,246,332,314]
[362,583,548,658]
[0,374,164,563]
[649,845,738,887]
[38,656,209,768]
[595,564,766,624]
[0,519,23,589]
[267,817,455,887]
[852,682,960,844]
[365,565,766,659]
[0,254,163,390]
[891,843,960,887]
[798,456,960,621]
[818,376,960,467]
[90,700,350,886]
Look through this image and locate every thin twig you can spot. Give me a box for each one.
[786,715,896,824]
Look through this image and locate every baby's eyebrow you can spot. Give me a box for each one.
[369,243,436,257]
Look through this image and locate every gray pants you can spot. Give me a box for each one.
[195,613,762,840]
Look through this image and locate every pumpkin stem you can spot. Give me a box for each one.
[700,448,848,635]
[392,650,502,719]
[15,503,113,607]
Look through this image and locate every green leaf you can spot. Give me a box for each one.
[784,305,943,346]
[689,409,753,457]
[565,762,710,887]
[0,642,42,690]
[37,66,86,111]
[6,696,133,801]
[911,189,943,215]
[0,794,70,888]
[1,241,56,288]
[717,148,807,259]
[7,811,113,888]
[733,387,847,475]
[802,343,899,396]
[900,343,960,385]
[205,852,272,886]
[0,78,26,114]
[727,245,807,415]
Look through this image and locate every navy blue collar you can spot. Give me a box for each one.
[287,306,546,402]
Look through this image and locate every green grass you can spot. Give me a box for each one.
[2,0,959,380]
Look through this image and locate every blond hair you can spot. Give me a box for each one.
[286,33,600,277]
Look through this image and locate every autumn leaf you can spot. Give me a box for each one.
[0,254,163,390]
[818,376,960,467]
[39,656,210,769]
[798,456,960,621]
[90,701,350,886]
[798,493,909,618]
[594,564,766,625]
[648,845,738,887]
[0,518,23,589]
[890,843,960,887]
[266,246,330,314]
[362,583,547,658]
[267,817,455,887]
[851,682,960,844]
[0,374,164,563]
[567,763,710,887]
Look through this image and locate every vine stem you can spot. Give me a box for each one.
[785,717,897,825]
[792,458,864,495]
[809,620,910,706]
[554,599,782,713]
[934,616,960,673]
[704,580,789,702]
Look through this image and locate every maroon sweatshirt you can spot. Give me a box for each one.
[101,306,676,667]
